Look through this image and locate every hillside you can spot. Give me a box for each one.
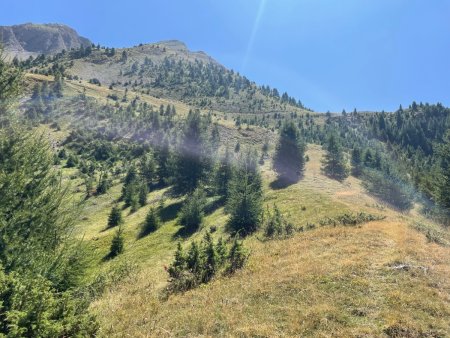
[21,31,309,114]
[45,127,450,336]
[0,23,91,59]
[2,22,450,338]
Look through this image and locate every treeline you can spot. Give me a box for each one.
[319,105,450,218]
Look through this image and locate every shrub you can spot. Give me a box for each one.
[166,236,248,294]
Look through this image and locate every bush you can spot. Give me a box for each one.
[0,268,98,337]
[264,204,295,239]
[167,235,247,294]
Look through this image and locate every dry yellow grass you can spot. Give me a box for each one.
[87,145,450,337]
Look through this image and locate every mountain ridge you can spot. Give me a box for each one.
[0,23,91,59]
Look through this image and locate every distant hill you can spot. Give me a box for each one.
[0,23,91,59]
[25,36,307,114]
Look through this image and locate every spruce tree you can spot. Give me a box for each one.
[0,58,98,335]
[227,150,263,235]
[139,184,148,206]
[0,48,22,125]
[226,238,247,274]
[201,232,217,283]
[139,152,156,188]
[109,226,124,258]
[107,205,123,228]
[173,110,208,193]
[351,147,363,177]
[215,147,233,199]
[186,242,201,276]
[168,242,185,279]
[273,121,305,183]
[321,134,349,181]
[179,188,206,231]
[437,131,450,214]
[216,237,228,266]
[140,207,160,237]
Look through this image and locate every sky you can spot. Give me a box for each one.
[1,0,450,112]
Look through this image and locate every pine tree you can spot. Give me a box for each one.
[157,136,171,185]
[173,110,208,193]
[216,237,228,266]
[139,184,148,206]
[273,121,305,183]
[186,242,201,276]
[0,48,22,125]
[226,238,247,274]
[96,171,111,195]
[321,134,349,181]
[227,150,263,235]
[351,147,363,177]
[179,188,206,231]
[215,147,233,199]
[139,152,156,188]
[109,226,124,258]
[140,207,160,237]
[107,205,123,228]
[201,232,216,283]
[437,131,450,215]
[0,59,98,335]
[168,242,185,279]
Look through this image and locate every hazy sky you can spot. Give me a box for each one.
[2,0,450,112]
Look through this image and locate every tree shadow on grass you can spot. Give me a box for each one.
[102,252,116,262]
[204,196,226,216]
[159,201,183,222]
[269,177,297,190]
[172,224,198,240]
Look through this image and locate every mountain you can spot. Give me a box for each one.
[0,23,91,59]
[2,22,450,337]
[24,36,307,114]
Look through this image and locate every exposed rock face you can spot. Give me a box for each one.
[0,23,91,59]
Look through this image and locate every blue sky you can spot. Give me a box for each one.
[2,0,450,112]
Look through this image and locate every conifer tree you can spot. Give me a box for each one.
[437,131,450,214]
[179,187,206,231]
[186,242,201,276]
[140,207,160,237]
[139,184,148,206]
[227,150,263,235]
[139,152,156,188]
[351,147,363,177]
[109,226,124,257]
[201,232,217,283]
[215,147,233,199]
[107,205,123,228]
[273,121,305,183]
[321,134,349,181]
[226,238,247,274]
[168,242,185,279]
[173,110,208,193]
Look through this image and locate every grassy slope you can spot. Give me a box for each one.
[25,76,450,336]
[76,145,450,337]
